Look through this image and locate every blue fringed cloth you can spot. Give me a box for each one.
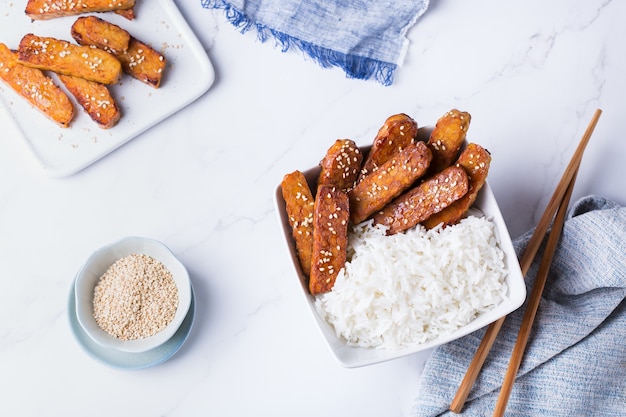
[412,196,626,416]
[200,0,429,86]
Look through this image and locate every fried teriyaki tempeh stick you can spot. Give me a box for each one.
[71,16,131,55]
[422,143,491,229]
[17,34,122,84]
[281,171,316,277]
[58,74,121,129]
[116,37,166,88]
[0,42,74,127]
[25,0,135,20]
[427,109,471,174]
[310,185,350,295]
[359,113,418,180]
[373,165,469,235]
[349,140,432,224]
[317,139,363,192]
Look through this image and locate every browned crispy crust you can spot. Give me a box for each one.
[0,42,74,127]
[349,141,432,224]
[25,0,135,20]
[114,6,135,20]
[427,109,471,174]
[281,171,315,278]
[58,74,121,129]
[372,165,469,235]
[71,16,130,55]
[310,185,350,295]
[422,143,491,229]
[359,113,418,179]
[17,34,122,84]
[116,37,166,88]
[317,139,363,191]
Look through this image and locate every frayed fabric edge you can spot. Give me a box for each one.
[200,0,397,86]
[397,0,429,67]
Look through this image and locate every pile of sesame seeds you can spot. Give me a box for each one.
[93,254,179,341]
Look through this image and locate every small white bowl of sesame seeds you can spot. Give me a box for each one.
[74,237,192,353]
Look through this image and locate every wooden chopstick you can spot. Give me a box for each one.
[491,168,577,416]
[449,109,602,413]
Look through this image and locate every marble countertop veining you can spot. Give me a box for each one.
[0,1,624,416]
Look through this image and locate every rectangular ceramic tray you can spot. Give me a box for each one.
[0,0,214,176]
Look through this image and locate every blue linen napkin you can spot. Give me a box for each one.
[412,195,626,416]
[200,0,429,85]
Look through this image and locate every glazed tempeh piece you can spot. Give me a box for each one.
[58,74,121,129]
[317,139,363,191]
[349,141,432,224]
[25,0,135,20]
[0,43,74,127]
[422,143,491,229]
[281,171,315,277]
[373,165,469,235]
[71,16,131,55]
[17,34,122,84]
[427,109,471,174]
[310,185,350,295]
[116,37,166,88]
[360,113,418,179]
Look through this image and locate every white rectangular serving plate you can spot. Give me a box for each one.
[275,137,526,368]
[0,0,214,177]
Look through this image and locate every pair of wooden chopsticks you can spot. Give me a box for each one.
[449,109,603,416]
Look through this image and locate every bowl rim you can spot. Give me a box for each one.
[275,133,526,367]
[74,236,192,353]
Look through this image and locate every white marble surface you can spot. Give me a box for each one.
[1,1,624,416]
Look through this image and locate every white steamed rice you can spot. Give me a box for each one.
[314,216,508,350]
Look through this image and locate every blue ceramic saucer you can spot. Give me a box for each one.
[68,280,195,370]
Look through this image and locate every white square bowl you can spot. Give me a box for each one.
[275,136,526,368]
